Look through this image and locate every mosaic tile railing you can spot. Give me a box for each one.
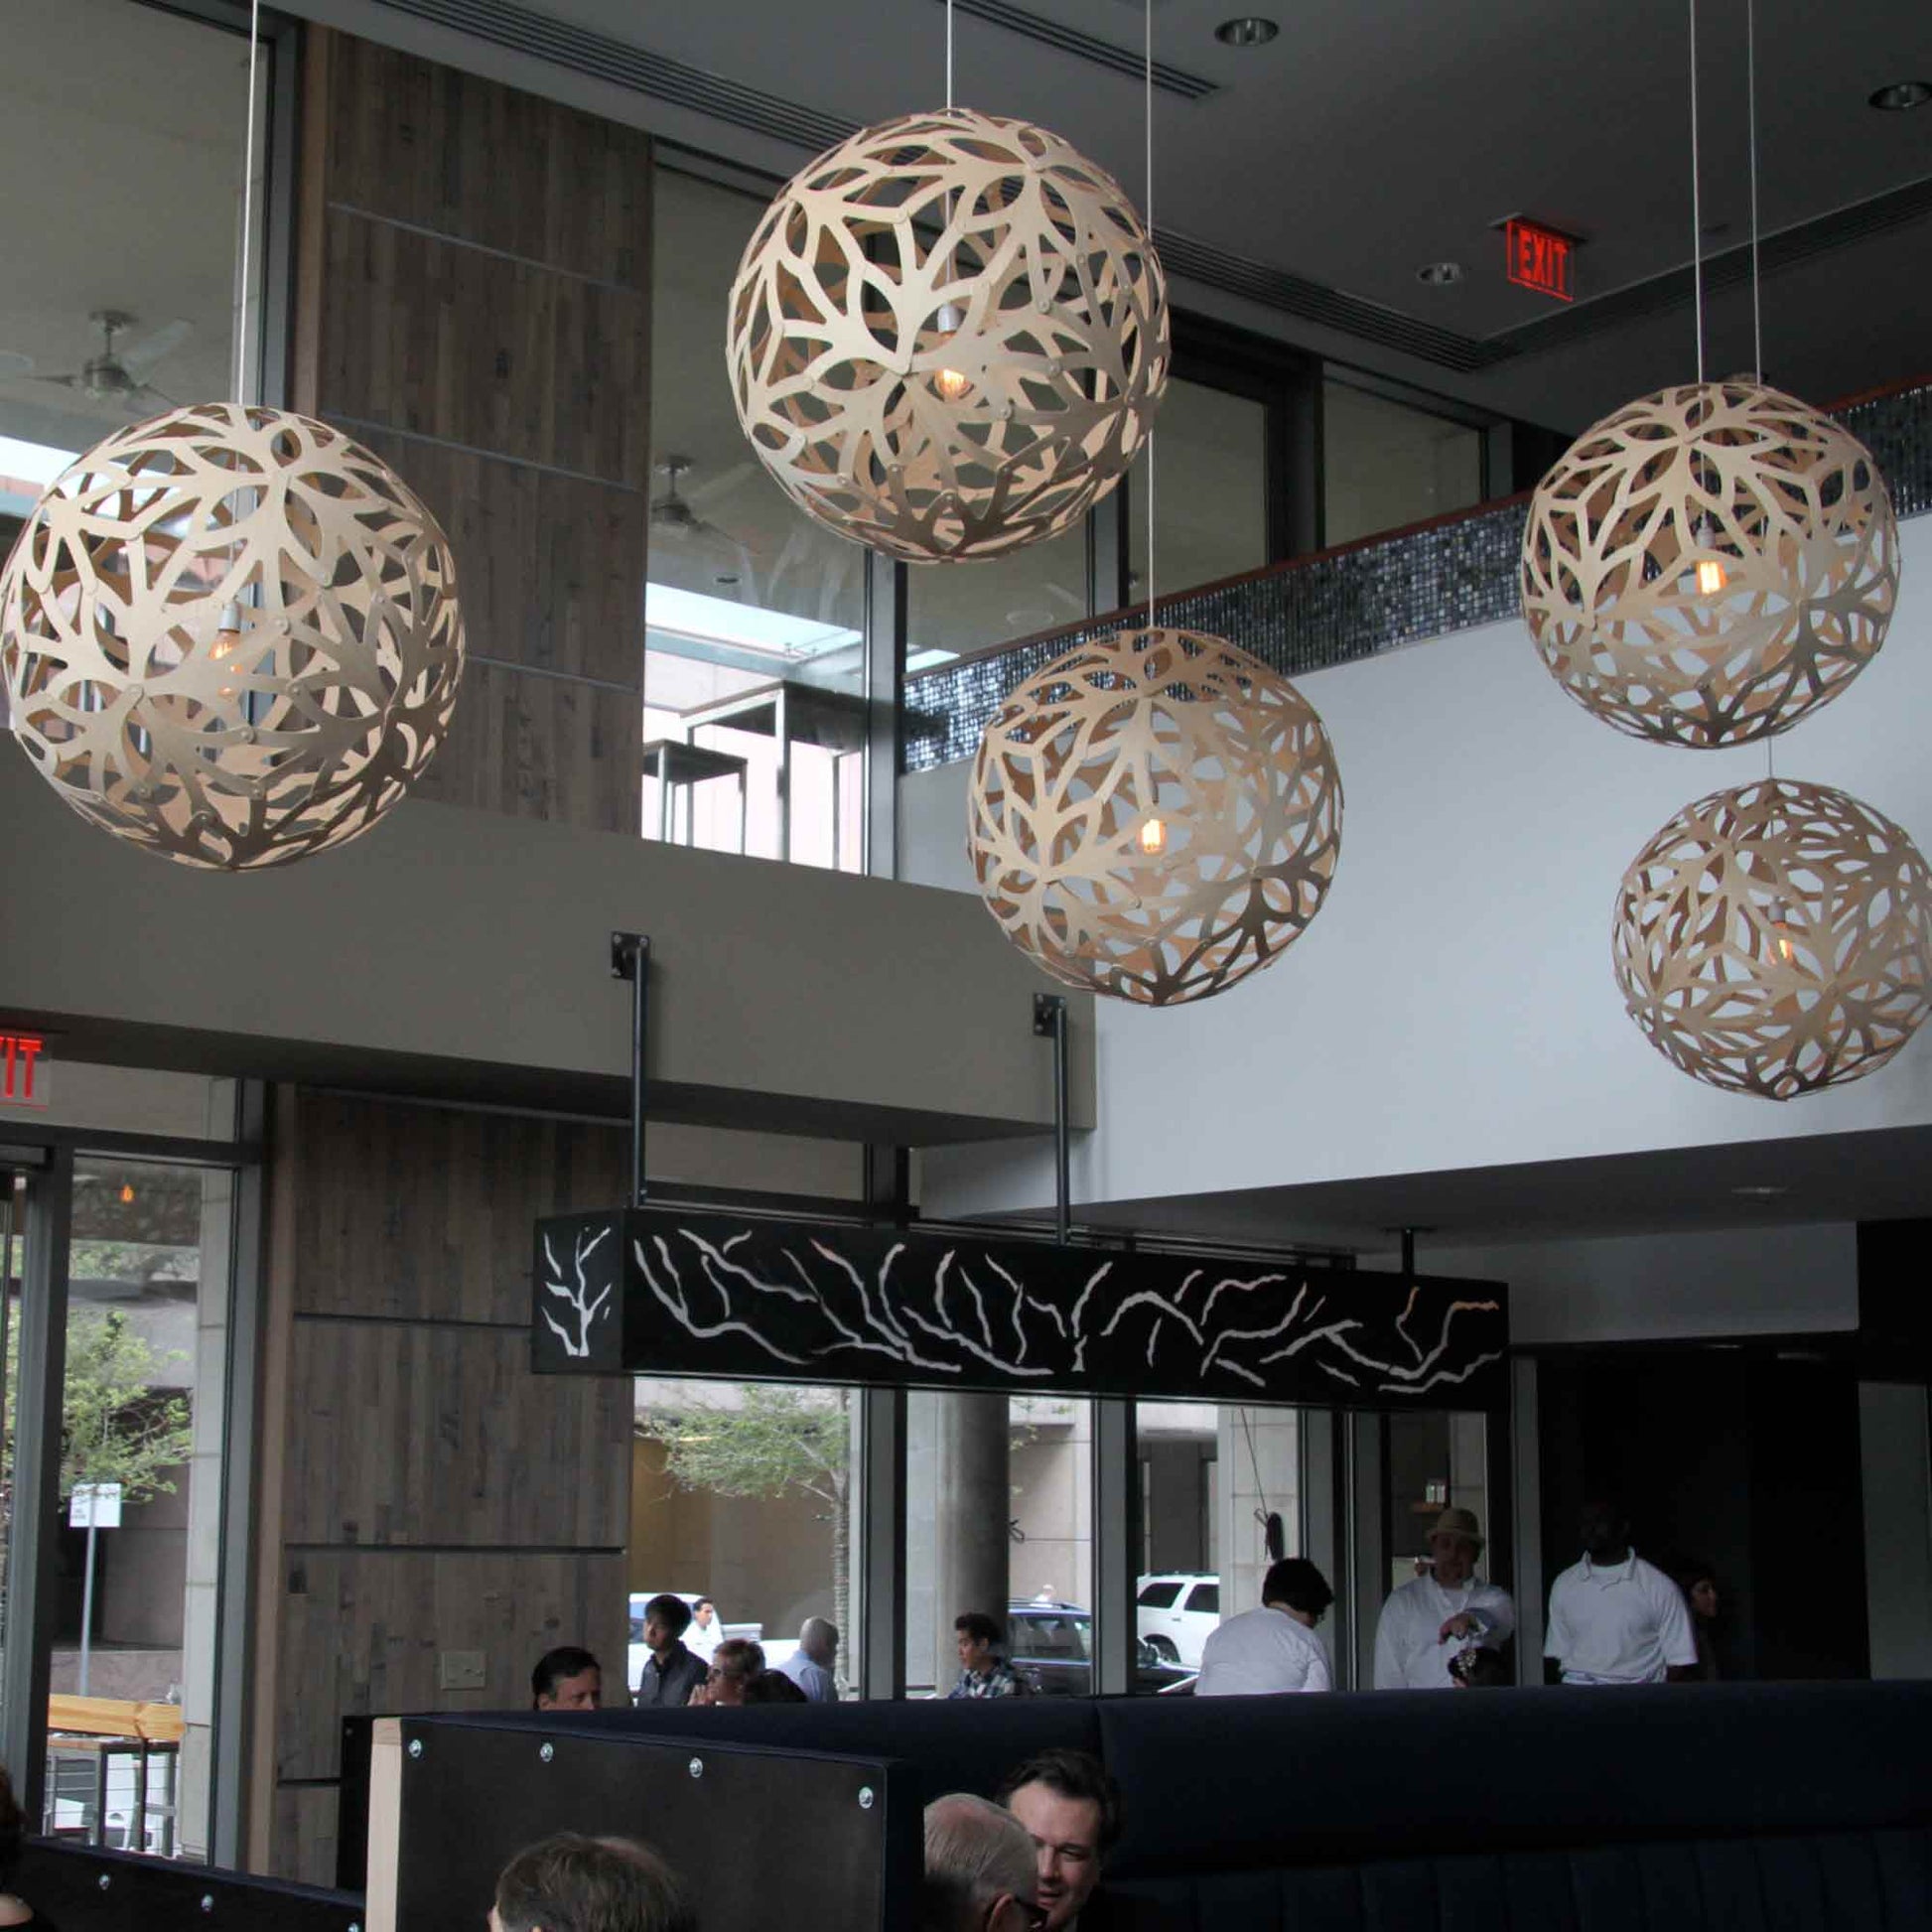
[903,376,1932,772]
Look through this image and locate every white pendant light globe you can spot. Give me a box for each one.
[1612,777,1932,1098]
[0,403,465,871]
[727,107,1170,565]
[968,627,1342,1006]
[1522,381,1898,747]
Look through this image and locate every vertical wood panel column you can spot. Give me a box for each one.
[293,30,652,834]
[255,1092,634,1881]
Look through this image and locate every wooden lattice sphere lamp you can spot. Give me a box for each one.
[0,403,465,871]
[1523,382,1898,748]
[968,628,1342,1006]
[1611,777,1932,1099]
[727,108,1169,564]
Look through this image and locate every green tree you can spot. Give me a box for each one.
[4,1309,195,1512]
[636,1385,853,1674]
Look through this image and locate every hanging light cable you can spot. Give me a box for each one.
[1519,0,1898,750]
[0,6,467,870]
[965,0,1343,1007]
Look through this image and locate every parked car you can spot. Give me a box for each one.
[1135,1573,1220,1668]
[1006,1598,1196,1696]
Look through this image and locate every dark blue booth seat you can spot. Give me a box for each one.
[1091,1683,1932,1929]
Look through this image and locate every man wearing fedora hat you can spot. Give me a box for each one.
[1373,1507,1516,1690]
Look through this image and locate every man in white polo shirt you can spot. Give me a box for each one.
[1545,1500,1699,1685]
[1374,1507,1516,1689]
[1195,1557,1334,1696]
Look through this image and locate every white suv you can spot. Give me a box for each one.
[1136,1573,1220,1668]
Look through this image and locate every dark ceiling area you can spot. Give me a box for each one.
[361,0,1932,428]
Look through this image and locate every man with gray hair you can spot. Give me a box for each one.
[923,1793,1041,1932]
[776,1616,839,1703]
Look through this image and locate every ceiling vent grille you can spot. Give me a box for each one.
[371,0,861,153]
[1154,231,1506,373]
[929,0,1219,99]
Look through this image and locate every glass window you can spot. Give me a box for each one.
[630,1377,861,1697]
[1127,376,1271,600]
[0,0,255,489]
[44,1156,235,1861]
[1384,1411,1490,1601]
[906,1392,1094,1696]
[904,522,1091,669]
[646,169,870,871]
[1135,1399,1307,1689]
[1322,380,1484,546]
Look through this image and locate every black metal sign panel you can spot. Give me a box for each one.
[532,1208,1507,1411]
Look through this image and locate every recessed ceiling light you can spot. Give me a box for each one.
[1868,78,1932,110]
[1730,1183,1788,1198]
[713,572,740,587]
[1416,261,1463,287]
[1214,15,1279,46]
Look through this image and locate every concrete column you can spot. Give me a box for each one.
[936,1393,1012,1651]
[1215,1406,1301,1617]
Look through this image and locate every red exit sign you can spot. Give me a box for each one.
[1,1033,49,1109]
[1504,217,1578,302]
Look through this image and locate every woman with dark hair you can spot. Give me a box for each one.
[1667,1557,1723,1680]
[0,1766,54,1927]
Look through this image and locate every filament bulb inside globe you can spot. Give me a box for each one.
[1138,815,1168,858]
[930,299,971,403]
[1678,513,1729,598]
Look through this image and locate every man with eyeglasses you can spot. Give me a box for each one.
[998,1748,1121,1932]
[922,1793,1046,1932]
[1194,1556,1335,1696]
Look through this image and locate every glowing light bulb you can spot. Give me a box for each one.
[210,600,242,659]
[119,1183,135,1204]
[1696,557,1728,596]
[1766,900,1798,966]
[930,299,970,403]
[1138,816,1168,857]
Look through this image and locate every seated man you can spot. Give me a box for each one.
[489,1831,693,1932]
[923,1793,1041,1932]
[742,1668,809,1705]
[948,1611,1031,1699]
[694,1637,765,1707]
[530,1645,602,1713]
[998,1747,1121,1932]
[1195,1557,1333,1696]
[777,1616,840,1703]
[1373,1508,1515,1690]
[632,1594,707,1709]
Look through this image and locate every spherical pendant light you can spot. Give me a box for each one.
[968,628,1341,1006]
[0,403,465,871]
[727,107,1170,565]
[1523,381,1898,748]
[1612,777,1932,1099]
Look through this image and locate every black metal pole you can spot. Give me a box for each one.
[1400,1226,1416,1278]
[1034,993,1070,1244]
[612,932,649,1207]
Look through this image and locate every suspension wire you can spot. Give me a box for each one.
[946,0,954,109]
[234,0,263,405]
[1687,0,1706,386]
[1746,0,1762,380]
[1144,0,1155,631]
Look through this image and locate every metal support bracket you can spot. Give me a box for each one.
[611,932,649,1207]
[1033,993,1070,1245]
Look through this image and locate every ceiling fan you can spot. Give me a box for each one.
[36,309,193,413]
[650,455,763,546]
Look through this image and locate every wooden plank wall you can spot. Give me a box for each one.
[256,1091,633,1882]
[294,31,651,833]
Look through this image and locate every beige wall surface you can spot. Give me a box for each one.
[0,753,1093,1146]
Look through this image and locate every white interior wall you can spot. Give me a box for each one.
[910,516,1932,1224]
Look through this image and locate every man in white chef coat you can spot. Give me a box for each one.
[1373,1507,1516,1690]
